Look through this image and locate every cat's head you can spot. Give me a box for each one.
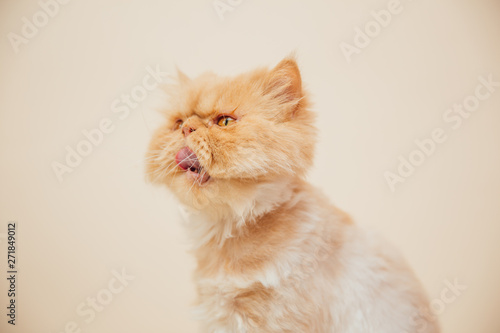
[146,57,316,216]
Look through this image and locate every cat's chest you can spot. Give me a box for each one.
[194,273,283,330]
[194,244,292,295]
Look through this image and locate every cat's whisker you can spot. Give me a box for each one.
[153,151,199,183]
[162,152,196,178]
[186,174,198,195]
[198,169,207,186]
[150,154,178,181]
[154,157,180,182]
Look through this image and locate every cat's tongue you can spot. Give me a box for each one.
[175,147,199,171]
[175,147,210,183]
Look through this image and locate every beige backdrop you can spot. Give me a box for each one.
[1,0,499,332]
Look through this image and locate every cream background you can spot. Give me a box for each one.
[1,0,499,332]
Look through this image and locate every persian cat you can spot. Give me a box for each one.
[146,57,440,333]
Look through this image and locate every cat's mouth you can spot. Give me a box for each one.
[175,147,211,185]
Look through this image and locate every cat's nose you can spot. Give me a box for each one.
[182,125,196,137]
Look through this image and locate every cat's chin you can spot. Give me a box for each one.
[174,176,298,228]
[184,168,211,186]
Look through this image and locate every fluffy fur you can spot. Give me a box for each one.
[145,58,440,333]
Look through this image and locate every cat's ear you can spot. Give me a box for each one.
[263,57,303,118]
[175,66,191,85]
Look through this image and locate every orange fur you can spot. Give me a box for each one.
[146,58,440,332]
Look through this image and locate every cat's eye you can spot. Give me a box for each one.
[216,115,236,127]
[173,119,183,130]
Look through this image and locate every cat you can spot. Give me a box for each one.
[145,57,440,333]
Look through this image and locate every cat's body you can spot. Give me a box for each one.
[146,58,439,332]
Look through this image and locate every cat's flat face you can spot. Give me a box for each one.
[146,58,316,210]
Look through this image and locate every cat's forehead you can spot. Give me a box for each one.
[173,71,263,119]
